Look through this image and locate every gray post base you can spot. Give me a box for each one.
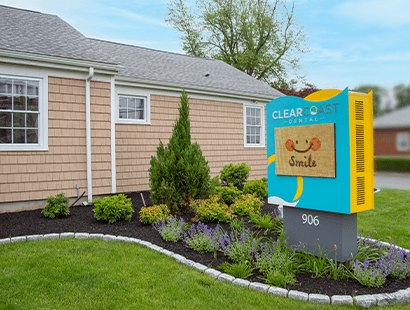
[283,206,357,262]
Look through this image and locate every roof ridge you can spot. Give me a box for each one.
[88,37,218,62]
[0,4,55,16]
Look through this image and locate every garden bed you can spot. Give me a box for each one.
[1,190,409,297]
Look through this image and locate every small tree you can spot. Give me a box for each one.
[149,90,211,213]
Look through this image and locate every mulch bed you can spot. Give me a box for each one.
[1,190,409,296]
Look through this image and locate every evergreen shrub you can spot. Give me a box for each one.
[149,90,211,213]
[215,184,242,205]
[42,192,70,219]
[93,194,134,224]
[220,163,251,188]
[242,178,268,199]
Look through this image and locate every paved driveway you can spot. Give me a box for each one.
[374,172,410,190]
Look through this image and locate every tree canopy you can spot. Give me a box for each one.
[353,84,384,118]
[166,0,308,87]
[394,83,410,109]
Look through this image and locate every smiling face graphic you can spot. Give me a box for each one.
[285,137,321,153]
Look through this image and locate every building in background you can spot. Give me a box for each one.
[373,105,410,156]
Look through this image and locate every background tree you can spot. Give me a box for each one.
[353,84,384,117]
[394,83,410,109]
[166,0,308,87]
[276,83,318,98]
[149,90,211,213]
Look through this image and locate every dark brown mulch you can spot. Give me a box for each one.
[1,191,409,296]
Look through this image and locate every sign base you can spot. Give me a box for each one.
[283,206,357,262]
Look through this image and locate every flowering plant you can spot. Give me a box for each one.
[183,222,222,254]
[231,194,263,216]
[139,204,172,224]
[153,216,185,242]
[191,195,234,223]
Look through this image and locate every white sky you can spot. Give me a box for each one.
[1,0,409,91]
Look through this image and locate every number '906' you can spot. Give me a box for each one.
[302,214,319,226]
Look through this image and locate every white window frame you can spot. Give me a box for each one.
[243,102,265,148]
[0,75,48,151]
[116,94,150,125]
[396,132,410,152]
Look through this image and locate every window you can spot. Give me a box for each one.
[396,132,409,152]
[0,77,42,147]
[117,95,149,124]
[244,104,265,147]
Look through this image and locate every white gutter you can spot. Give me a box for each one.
[0,49,122,73]
[86,67,94,202]
[110,76,116,194]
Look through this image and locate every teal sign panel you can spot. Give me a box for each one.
[266,88,351,214]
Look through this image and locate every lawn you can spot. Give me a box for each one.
[0,188,409,310]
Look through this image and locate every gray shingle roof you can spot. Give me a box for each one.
[373,105,410,129]
[88,39,283,98]
[0,5,282,99]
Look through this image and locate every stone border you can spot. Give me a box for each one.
[1,233,410,308]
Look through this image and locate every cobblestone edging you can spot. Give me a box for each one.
[1,233,410,308]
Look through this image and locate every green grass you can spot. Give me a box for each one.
[358,188,410,249]
[0,188,409,310]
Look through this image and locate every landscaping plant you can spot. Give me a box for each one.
[215,184,242,205]
[218,262,254,279]
[191,195,234,223]
[139,204,172,224]
[93,194,134,224]
[242,178,268,200]
[153,216,185,242]
[41,192,70,219]
[184,222,222,254]
[220,163,251,188]
[149,90,211,213]
[231,194,263,216]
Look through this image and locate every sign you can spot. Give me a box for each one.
[275,123,336,178]
[266,89,374,262]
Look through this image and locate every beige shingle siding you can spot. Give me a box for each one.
[90,81,112,196]
[115,94,267,194]
[0,76,88,203]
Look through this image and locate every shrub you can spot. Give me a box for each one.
[242,179,268,199]
[191,195,233,223]
[215,184,242,205]
[374,156,410,172]
[219,227,261,263]
[231,194,263,216]
[220,163,251,188]
[41,192,70,219]
[149,90,211,213]
[93,194,134,224]
[139,204,172,225]
[153,216,185,242]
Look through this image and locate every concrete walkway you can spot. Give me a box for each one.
[374,171,410,190]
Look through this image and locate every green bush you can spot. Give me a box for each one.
[139,204,173,225]
[231,194,263,216]
[93,194,134,224]
[191,195,233,223]
[149,90,211,213]
[220,163,251,188]
[215,184,242,205]
[41,192,70,219]
[242,179,268,199]
[374,156,410,172]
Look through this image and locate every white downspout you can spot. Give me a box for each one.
[110,76,116,193]
[86,67,94,202]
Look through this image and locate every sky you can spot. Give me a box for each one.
[1,0,409,94]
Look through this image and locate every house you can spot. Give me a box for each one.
[0,5,283,212]
[373,105,410,156]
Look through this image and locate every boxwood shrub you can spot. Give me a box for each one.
[374,156,410,172]
[93,194,134,224]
